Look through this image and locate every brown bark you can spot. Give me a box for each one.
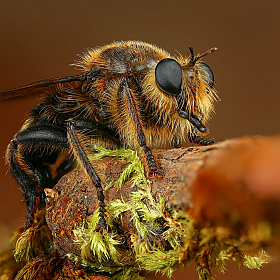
[46,135,280,257]
[7,135,280,279]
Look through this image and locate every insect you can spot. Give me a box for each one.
[0,41,218,231]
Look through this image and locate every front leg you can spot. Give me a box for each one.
[188,134,218,146]
[118,80,163,178]
[67,120,107,229]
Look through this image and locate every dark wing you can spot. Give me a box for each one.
[0,74,88,101]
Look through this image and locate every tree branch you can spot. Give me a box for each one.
[4,135,280,279]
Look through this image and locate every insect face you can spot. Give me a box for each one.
[1,41,219,230]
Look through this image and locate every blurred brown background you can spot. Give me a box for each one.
[0,0,280,279]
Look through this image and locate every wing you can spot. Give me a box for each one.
[0,74,88,101]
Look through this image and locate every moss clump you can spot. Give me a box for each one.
[10,146,269,279]
[73,146,269,279]
[14,210,52,263]
[74,208,122,265]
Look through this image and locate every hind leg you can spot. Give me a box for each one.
[6,124,70,230]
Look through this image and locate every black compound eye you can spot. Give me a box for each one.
[200,62,214,87]
[155,58,182,95]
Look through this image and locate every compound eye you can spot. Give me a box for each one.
[155,58,182,95]
[200,62,214,87]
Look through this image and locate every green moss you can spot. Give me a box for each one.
[74,207,125,266]
[74,146,269,279]
[89,145,145,190]
[236,250,268,270]
[11,145,269,279]
[14,211,52,263]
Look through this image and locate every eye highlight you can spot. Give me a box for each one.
[155,58,182,95]
[200,62,214,87]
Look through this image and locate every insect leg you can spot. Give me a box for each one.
[188,134,218,146]
[72,119,121,148]
[6,140,42,230]
[119,80,163,178]
[66,120,107,229]
[6,124,70,230]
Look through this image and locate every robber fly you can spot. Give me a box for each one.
[0,41,218,230]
